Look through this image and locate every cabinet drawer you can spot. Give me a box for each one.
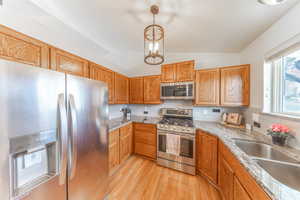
[135,130,156,145]
[135,142,156,159]
[134,123,156,133]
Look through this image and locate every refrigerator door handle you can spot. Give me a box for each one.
[68,94,78,180]
[58,93,68,185]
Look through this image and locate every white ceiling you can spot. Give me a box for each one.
[29,0,299,54]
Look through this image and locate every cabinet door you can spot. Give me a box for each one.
[130,77,144,104]
[119,123,133,164]
[195,69,220,106]
[197,131,218,184]
[234,176,252,200]
[144,75,161,104]
[109,129,120,174]
[134,123,157,159]
[0,25,49,68]
[221,65,250,106]
[176,60,195,82]
[90,63,115,104]
[161,64,176,82]
[50,48,89,77]
[114,73,129,104]
[219,156,234,200]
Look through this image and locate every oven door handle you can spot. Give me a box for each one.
[158,131,195,139]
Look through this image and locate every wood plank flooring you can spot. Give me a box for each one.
[109,156,221,200]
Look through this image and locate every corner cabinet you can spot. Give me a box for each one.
[90,63,115,104]
[0,25,49,68]
[143,75,161,104]
[129,77,144,104]
[195,69,220,106]
[221,65,250,106]
[197,131,218,184]
[114,73,129,104]
[50,48,89,77]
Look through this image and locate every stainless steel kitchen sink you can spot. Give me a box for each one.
[232,138,299,164]
[254,159,300,192]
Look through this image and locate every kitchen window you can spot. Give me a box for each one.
[264,44,300,117]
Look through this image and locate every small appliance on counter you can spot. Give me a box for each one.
[220,112,245,129]
[121,107,131,121]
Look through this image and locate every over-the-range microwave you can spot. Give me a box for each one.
[160,81,194,100]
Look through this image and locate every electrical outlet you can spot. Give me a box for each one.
[144,111,149,115]
[212,109,221,113]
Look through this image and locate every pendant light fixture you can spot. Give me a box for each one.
[258,0,286,5]
[144,5,165,65]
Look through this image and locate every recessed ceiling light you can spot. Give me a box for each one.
[258,0,287,5]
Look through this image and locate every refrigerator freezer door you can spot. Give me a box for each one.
[67,75,109,200]
[0,60,67,200]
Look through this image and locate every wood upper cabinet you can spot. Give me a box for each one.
[134,123,157,159]
[219,156,234,200]
[176,60,195,82]
[90,63,114,104]
[234,176,252,200]
[109,129,120,174]
[144,75,161,104]
[119,123,133,164]
[0,25,49,68]
[197,130,218,184]
[221,65,250,106]
[161,60,195,82]
[129,77,144,104]
[161,63,176,82]
[195,68,220,106]
[114,73,129,104]
[50,48,89,77]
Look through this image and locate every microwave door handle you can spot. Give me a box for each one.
[68,94,78,180]
[58,93,68,185]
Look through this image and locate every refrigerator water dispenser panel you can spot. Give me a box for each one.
[9,130,58,198]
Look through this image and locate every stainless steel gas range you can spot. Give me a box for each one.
[157,108,196,175]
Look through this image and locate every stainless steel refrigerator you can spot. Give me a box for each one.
[0,60,109,200]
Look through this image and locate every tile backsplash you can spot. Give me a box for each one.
[109,100,243,122]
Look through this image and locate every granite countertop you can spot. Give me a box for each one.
[108,117,300,200]
[108,115,160,131]
[194,121,300,200]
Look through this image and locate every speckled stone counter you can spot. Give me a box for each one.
[108,116,160,131]
[194,121,300,200]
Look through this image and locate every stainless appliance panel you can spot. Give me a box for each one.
[67,75,109,200]
[0,60,67,200]
[160,82,194,100]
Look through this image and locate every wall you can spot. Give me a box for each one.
[240,2,300,149]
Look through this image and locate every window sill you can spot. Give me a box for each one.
[261,111,300,122]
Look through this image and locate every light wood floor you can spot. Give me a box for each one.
[109,156,221,200]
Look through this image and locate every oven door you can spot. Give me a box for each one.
[157,130,195,166]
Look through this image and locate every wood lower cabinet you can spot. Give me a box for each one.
[143,75,161,104]
[197,130,218,184]
[133,123,157,159]
[176,60,195,82]
[50,48,89,77]
[109,123,133,175]
[129,77,144,104]
[114,73,129,104]
[195,69,220,106]
[234,176,252,200]
[0,25,49,68]
[219,155,234,200]
[90,63,115,104]
[221,65,250,106]
[119,123,133,163]
[218,141,271,200]
[161,63,176,82]
[109,129,120,175]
